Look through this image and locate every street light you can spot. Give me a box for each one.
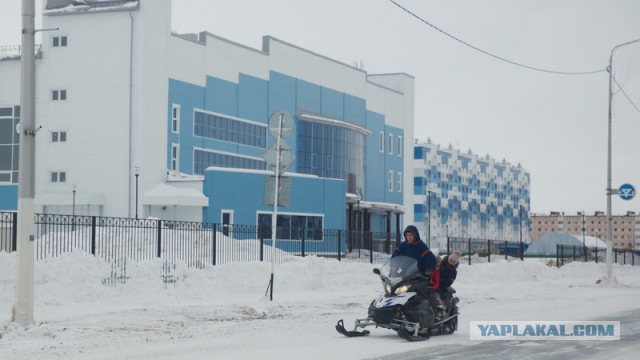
[606,38,640,279]
[72,184,76,217]
[519,205,524,261]
[582,210,586,248]
[72,184,76,231]
[134,167,140,219]
[427,189,432,247]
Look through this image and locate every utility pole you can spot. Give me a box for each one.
[606,38,640,279]
[13,0,37,326]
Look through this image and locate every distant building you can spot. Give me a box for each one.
[413,139,531,249]
[530,211,637,250]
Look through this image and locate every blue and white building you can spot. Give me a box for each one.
[0,0,414,236]
[414,139,531,248]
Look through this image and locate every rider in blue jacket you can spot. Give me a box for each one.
[392,225,437,279]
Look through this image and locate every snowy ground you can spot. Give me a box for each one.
[1,252,640,359]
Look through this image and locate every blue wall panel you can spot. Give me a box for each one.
[238,74,268,122]
[0,186,17,210]
[205,76,237,116]
[320,87,343,119]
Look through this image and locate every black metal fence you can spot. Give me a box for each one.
[556,244,640,267]
[0,212,398,267]
[447,236,525,264]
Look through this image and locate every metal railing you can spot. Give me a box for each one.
[447,236,525,264]
[0,211,396,267]
[0,44,42,59]
[556,244,639,267]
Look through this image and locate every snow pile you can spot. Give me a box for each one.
[1,252,640,359]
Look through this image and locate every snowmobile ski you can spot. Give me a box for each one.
[335,319,370,337]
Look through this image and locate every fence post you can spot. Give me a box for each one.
[556,245,559,268]
[212,223,217,266]
[487,239,491,263]
[447,236,450,255]
[301,229,306,257]
[468,237,472,265]
[91,216,96,255]
[12,211,18,252]
[595,246,598,264]
[573,245,576,262]
[259,226,264,262]
[156,219,162,258]
[504,240,508,261]
[615,249,618,264]
[369,232,373,264]
[338,230,342,262]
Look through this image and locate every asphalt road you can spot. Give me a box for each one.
[367,309,640,360]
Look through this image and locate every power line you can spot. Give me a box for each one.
[612,75,640,116]
[387,0,607,75]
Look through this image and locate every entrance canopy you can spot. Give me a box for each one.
[143,183,208,207]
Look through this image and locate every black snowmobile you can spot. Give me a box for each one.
[335,255,459,341]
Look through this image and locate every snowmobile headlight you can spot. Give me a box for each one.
[385,284,392,294]
[394,285,409,295]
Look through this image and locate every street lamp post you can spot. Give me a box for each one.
[582,211,586,247]
[134,167,140,219]
[519,205,524,260]
[606,38,640,279]
[427,190,432,247]
[72,184,76,218]
[72,184,76,231]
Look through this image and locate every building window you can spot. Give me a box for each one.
[388,170,394,192]
[397,171,402,192]
[397,135,402,157]
[51,131,67,143]
[171,144,179,172]
[257,213,323,240]
[297,120,366,196]
[52,35,68,47]
[50,171,66,183]
[388,133,393,154]
[172,104,180,134]
[194,110,266,148]
[193,148,266,175]
[0,106,20,184]
[379,131,384,153]
[52,90,67,101]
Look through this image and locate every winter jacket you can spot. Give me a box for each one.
[439,255,458,289]
[391,225,437,279]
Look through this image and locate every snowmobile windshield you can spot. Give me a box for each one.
[380,255,421,286]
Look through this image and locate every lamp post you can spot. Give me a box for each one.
[72,184,77,217]
[427,190,432,247]
[519,205,524,260]
[134,167,140,219]
[606,38,640,279]
[72,185,77,231]
[582,211,586,248]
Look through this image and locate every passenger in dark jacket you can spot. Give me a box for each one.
[438,250,460,290]
[392,225,437,279]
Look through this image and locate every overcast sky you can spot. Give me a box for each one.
[1,0,639,215]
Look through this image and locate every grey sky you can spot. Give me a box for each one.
[1,0,639,215]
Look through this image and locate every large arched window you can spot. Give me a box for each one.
[296,112,367,197]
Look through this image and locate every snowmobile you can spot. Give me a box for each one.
[335,255,459,341]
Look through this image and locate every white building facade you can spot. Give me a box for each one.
[413,140,531,249]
